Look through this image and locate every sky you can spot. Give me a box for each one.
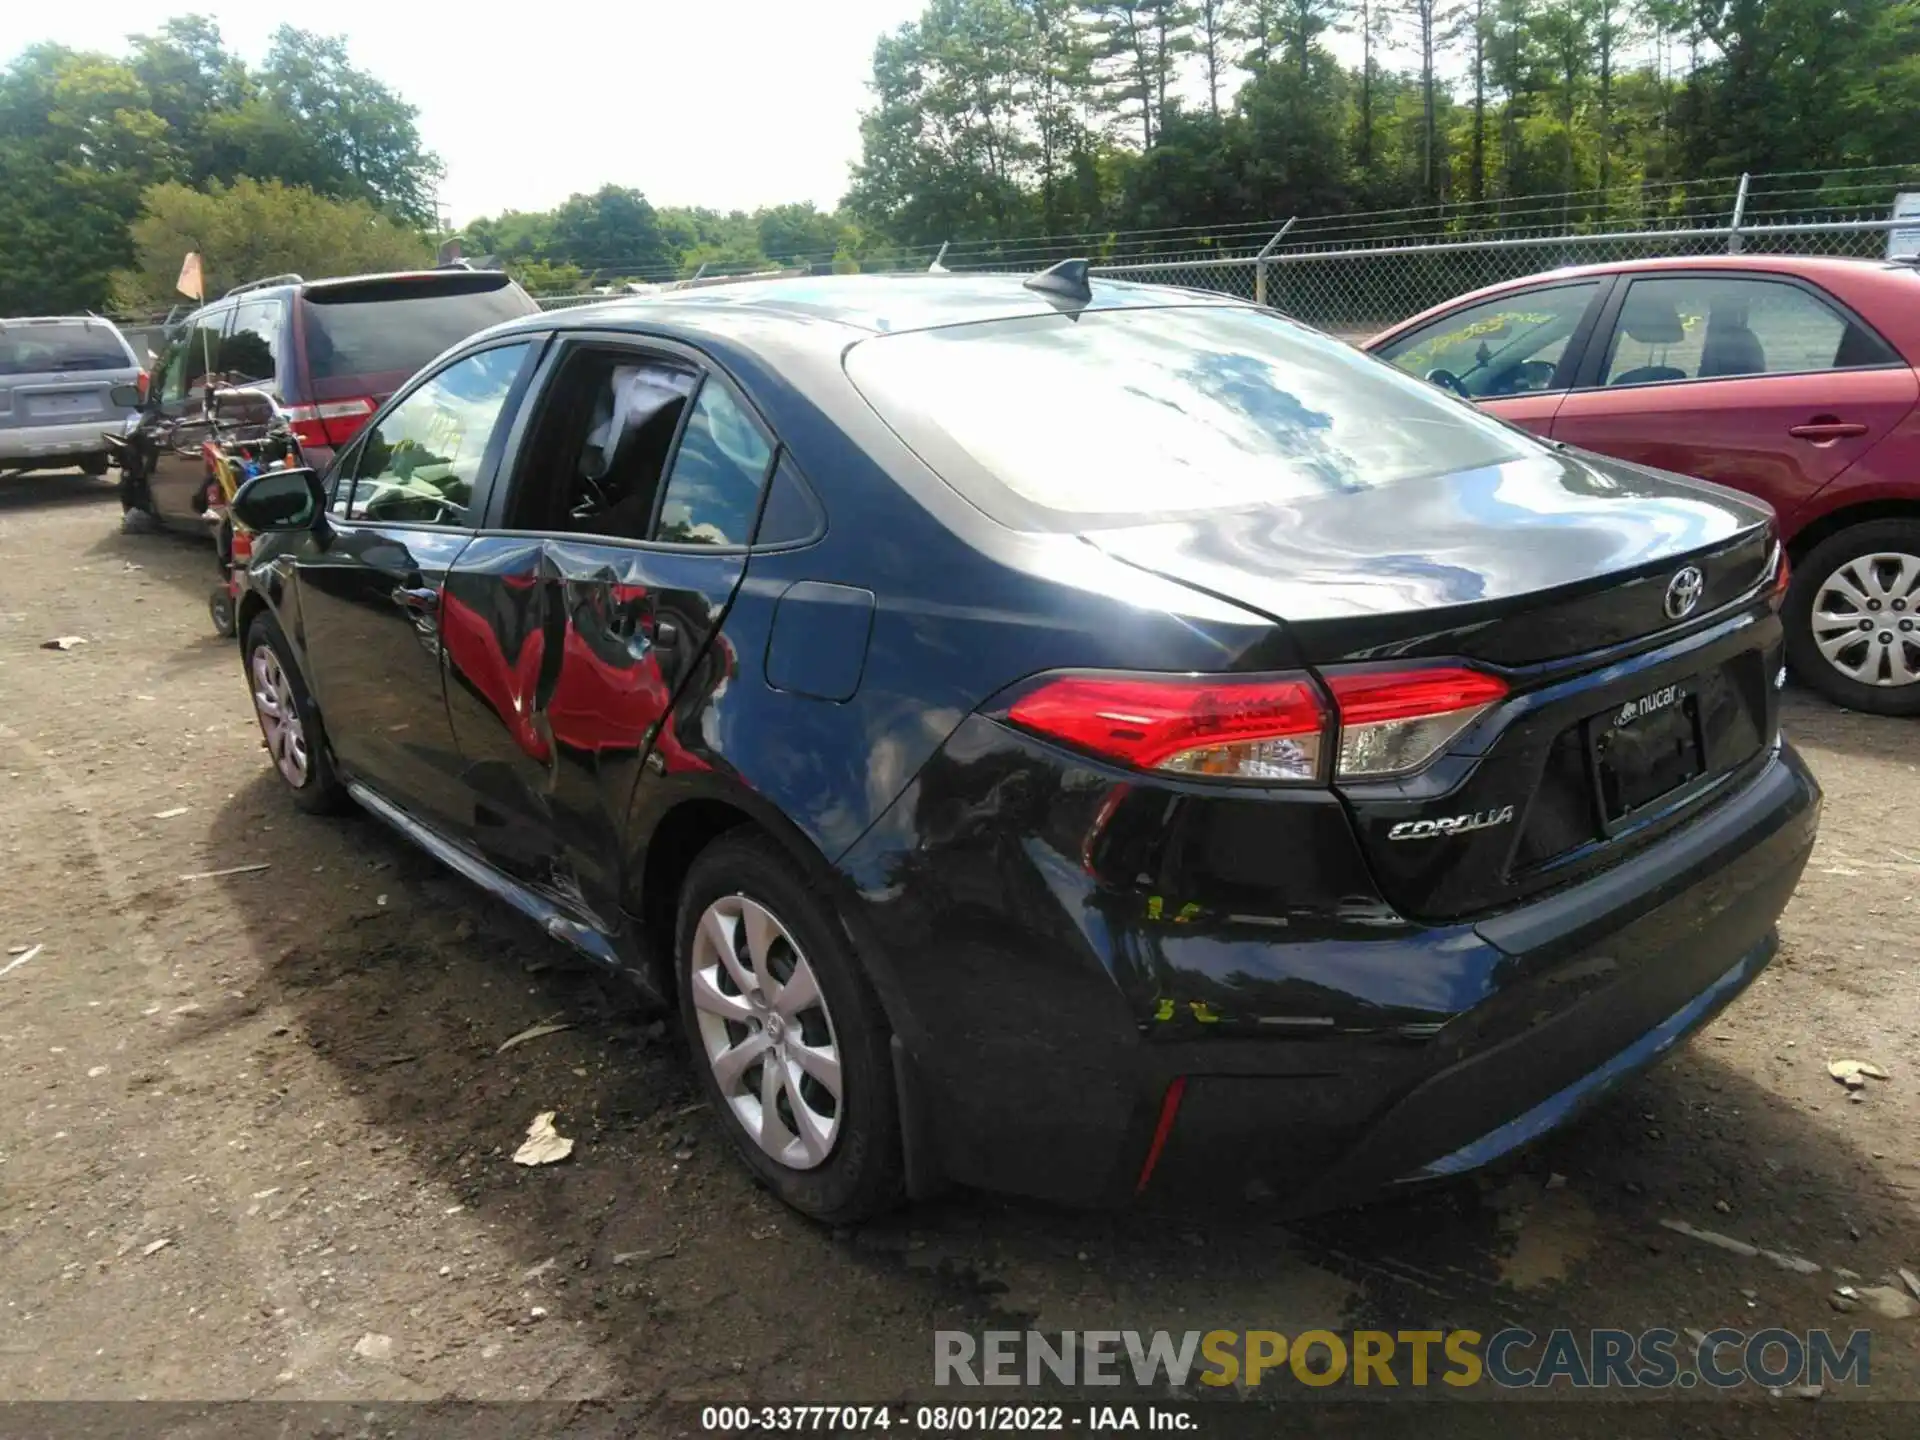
[13,1,925,225]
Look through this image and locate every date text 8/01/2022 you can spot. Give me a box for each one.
[698,1405,1194,1432]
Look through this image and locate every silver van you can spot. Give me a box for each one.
[0,316,144,477]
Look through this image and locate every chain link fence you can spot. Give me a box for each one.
[524,165,1920,339]
[937,165,1920,340]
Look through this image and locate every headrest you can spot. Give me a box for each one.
[1620,293,1684,346]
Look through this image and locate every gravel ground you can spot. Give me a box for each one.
[1,471,1916,1430]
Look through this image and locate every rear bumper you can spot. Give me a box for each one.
[845,738,1819,1210]
[0,418,128,461]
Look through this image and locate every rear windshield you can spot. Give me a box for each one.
[0,322,133,376]
[844,305,1535,529]
[300,276,536,383]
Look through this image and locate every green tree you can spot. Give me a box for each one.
[0,44,174,312]
[233,27,441,225]
[125,16,249,188]
[1085,2,1196,150]
[756,203,852,267]
[548,185,672,277]
[111,176,431,309]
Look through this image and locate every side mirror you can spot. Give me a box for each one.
[109,383,143,408]
[230,467,325,534]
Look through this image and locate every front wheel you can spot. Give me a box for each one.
[243,614,348,813]
[1785,519,1920,716]
[675,833,904,1223]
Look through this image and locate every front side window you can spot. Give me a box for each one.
[1376,283,1602,398]
[218,300,281,388]
[343,343,530,526]
[848,305,1535,529]
[161,312,228,406]
[1601,275,1895,386]
[654,379,774,545]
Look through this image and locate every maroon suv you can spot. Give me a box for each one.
[117,267,539,528]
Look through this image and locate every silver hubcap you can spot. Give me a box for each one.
[249,645,310,787]
[1810,552,1920,688]
[690,895,842,1170]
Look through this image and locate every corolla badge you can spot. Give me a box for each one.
[1663,564,1706,621]
[1388,805,1516,842]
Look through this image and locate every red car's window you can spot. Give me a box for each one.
[1601,276,1897,386]
[1374,283,1602,398]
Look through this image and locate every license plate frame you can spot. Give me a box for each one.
[1589,677,1707,829]
[27,393,98,418]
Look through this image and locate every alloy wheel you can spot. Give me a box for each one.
[689,894,843,1171]
[249,644,311,787]
[1809,551,1920,689]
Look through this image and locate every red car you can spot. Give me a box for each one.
[1368,255,1920,715]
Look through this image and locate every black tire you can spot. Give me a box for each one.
[674,832,904,1223]
[209,588,236,638]
[1785,519,1920,717]
[242,612,349,814]
[79,453,109,477]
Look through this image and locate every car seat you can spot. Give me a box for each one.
[1610,291,1689,386]
[575,365,693,534]
[1699,299,1767,378]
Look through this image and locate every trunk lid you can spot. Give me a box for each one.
[1086,448,1782,922]
[1083,447,1774,666]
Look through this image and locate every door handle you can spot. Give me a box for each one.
[391,585,440,613]
[1788,419,1868,441]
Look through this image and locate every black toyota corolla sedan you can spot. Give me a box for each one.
[226,266,1819,1222]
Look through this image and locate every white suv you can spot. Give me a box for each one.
[0,316,144,477]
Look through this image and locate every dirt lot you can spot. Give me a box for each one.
[2,472,1917,1427]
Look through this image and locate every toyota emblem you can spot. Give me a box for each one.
[1664,565,1705,621]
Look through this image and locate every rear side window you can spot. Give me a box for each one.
[1601,275,1899,385]
[846,306,1532,529]
[655,379,774,545]
[0,321,133,376]
[301,275,536,386]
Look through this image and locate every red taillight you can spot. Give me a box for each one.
[1001,663,1508,785]
[1006,672,1330,783]
[136,369,149,402]
[1325,666,1508,780]
[283,397,375,450]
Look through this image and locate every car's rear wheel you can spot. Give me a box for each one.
[79,453,108,477]
[243,614,347,813]
[675,832,903,1223]
[1786,519,1920,716]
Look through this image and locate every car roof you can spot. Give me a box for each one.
[1370,253,1919,345]
[0,315,126,327]
[497,272,1247,343]
[197,268,526,309]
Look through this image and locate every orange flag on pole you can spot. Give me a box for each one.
[176,252,204,301]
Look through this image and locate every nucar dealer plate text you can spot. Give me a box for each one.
[1592,677,1706,823]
